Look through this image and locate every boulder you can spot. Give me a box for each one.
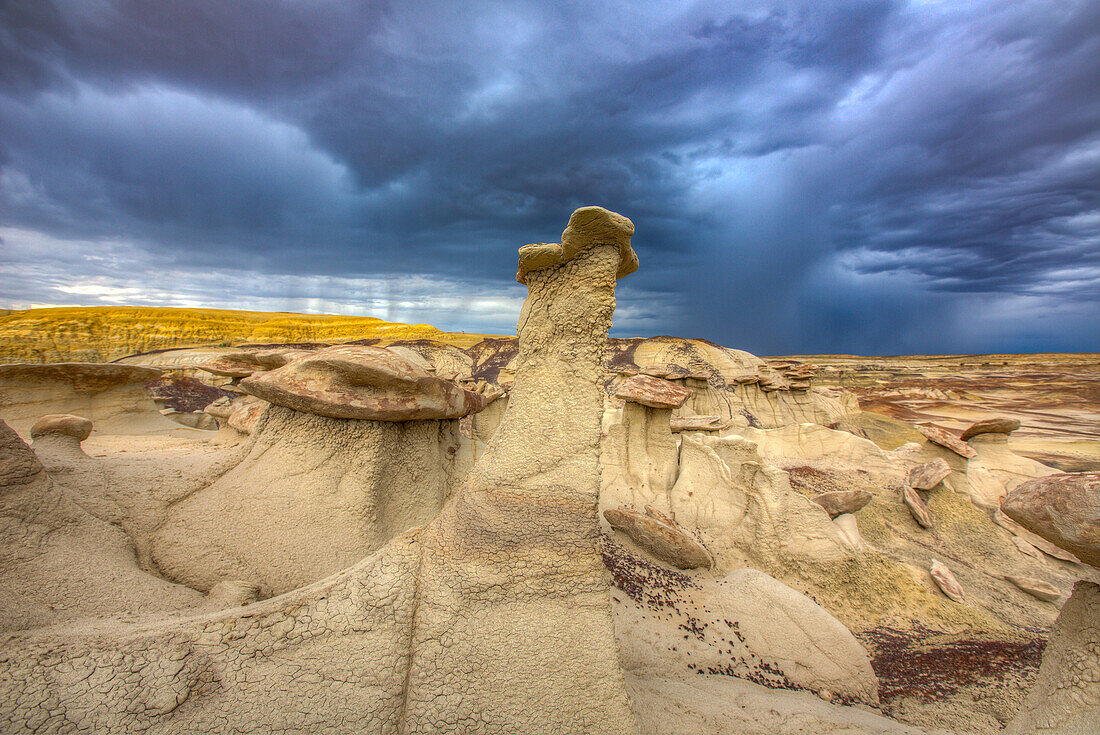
[603,506,712,569]
[669,415,728,432]
[811,489,872,518]
[930,559,965,603]
[917,424,977,459]
[29,414,93,441]
[960,417,1021,441]
[240,345,486,421]
[227,396,267,434]
[908,458,952,490]
[1003,575,1060,602]
[902,486,934,528]
[614,374,691,409]
[1001,472,1100,567]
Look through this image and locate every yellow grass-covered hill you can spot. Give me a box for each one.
[0,306,495,363]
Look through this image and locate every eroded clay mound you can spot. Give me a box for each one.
[152,404,464,595]
[0,420,202,632]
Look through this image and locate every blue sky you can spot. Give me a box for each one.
[1,0,1097,354]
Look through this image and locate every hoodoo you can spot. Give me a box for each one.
[0,205,641,733]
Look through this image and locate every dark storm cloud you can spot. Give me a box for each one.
[0,0,1097,353]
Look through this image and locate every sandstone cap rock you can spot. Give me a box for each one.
[908,458,952,490]
[239,345,486,421]
[669,415,729,433]
[1001,472,1100,567]
[614,374,691,409]
[917,423,977,459]
[516,206,638,284]
[0,362,162,391]
[29,414,93,441]
[811,489,872,519]
[960,417,1021,441]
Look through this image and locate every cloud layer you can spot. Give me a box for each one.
[1,0,1097,353]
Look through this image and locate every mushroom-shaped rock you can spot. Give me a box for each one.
[930,559,965,603]
[604,506,712,569]
[669,415,728,433]
[902,486,933,528]
[908,458,952,490]
[812,489,872,518]
[917,424,977,459]
[1001,472,1100,567]
[614,374,691,409]
[516,205,638,284]
[1003,575,1060,602]
[960,417,1021,441]
[239,345,485,421]
[30,414,93,442]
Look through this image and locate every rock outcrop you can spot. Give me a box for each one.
[908,458,951,490]
[607,546,880,706]
[1007,580,1100,734]
[669,415,728,432]
[1001,472,1100,567]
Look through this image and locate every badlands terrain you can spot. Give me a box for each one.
[0,208,1097,734]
